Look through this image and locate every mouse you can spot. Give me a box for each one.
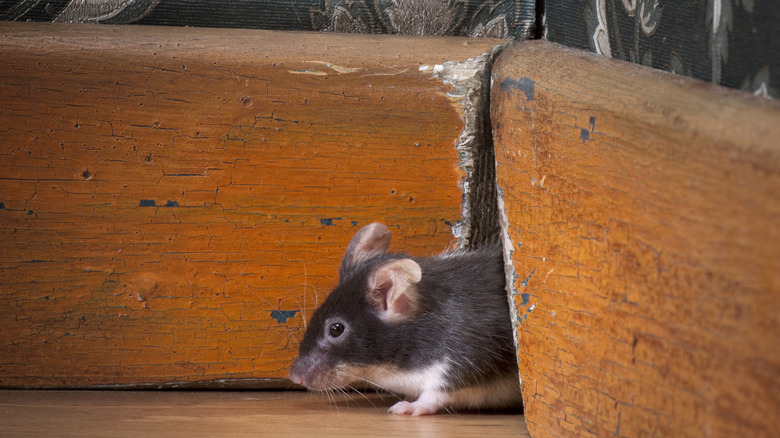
[288,222,523,415]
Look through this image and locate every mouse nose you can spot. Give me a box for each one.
[289,371,303,386]
[288,357,309,387]
[288,363,302,385]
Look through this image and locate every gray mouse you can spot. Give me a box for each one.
[288,222,522,415]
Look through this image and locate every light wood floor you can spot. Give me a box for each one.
[0,390,529,437]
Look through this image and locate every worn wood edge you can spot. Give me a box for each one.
[0,22,507,66]
[0,21,508,245]
[492,40,780,437]
[493,40,780,155]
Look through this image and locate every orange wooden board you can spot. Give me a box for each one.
[492,41,780,438]
[0,23,504,387]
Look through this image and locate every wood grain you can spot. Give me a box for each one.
[0,390,528,437]
[0,23,504,388]
[492,41,780,438]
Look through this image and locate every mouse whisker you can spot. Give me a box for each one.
[340,372,396,396]
[332,387,354,409]
[324,387,339,409]
[346,385,378,409]
[338,387,359,407]
[331,387,346,405]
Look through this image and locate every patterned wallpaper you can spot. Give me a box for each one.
[1,0,776,96]
[545,0,778,98]
[0,0,537,39]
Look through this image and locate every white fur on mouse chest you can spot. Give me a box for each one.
[349,361,451,398]
[342,360,521,412]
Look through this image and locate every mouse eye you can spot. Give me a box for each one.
[329,322,345,338]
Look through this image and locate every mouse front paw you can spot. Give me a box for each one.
[388,400,439,416]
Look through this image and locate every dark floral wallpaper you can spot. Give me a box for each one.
[0,0,536,39]
[545,0,779,98]
[2,0,776,96]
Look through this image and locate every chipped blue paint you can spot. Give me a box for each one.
[581,116,597,143]
[499,76,535,101]
[517,268,534,316]
[320,218,341,226]
[351,221,358,226]
[270,310,299,324]
[165,200,178,207]
[139,199,156,207]
[521,268,536,287]
[0,203,5,210]
[444,220,464,239]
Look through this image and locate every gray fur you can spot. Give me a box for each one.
[289,223,521,410]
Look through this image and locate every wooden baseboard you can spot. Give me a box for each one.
[0,22,505,387]
[493,41,780,438]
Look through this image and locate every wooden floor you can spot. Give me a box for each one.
[0,390,528,437]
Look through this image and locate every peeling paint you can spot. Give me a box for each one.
[320,218,341,226]
[139,199,178,207]
[445,220,464,239]
[496,182,523,386]
[521,268,536,287]
[270,310,299,324]
[499,76,535,101]
[581,115,597,144]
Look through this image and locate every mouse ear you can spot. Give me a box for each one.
[367,259,422,322]
[341,223,392,274]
